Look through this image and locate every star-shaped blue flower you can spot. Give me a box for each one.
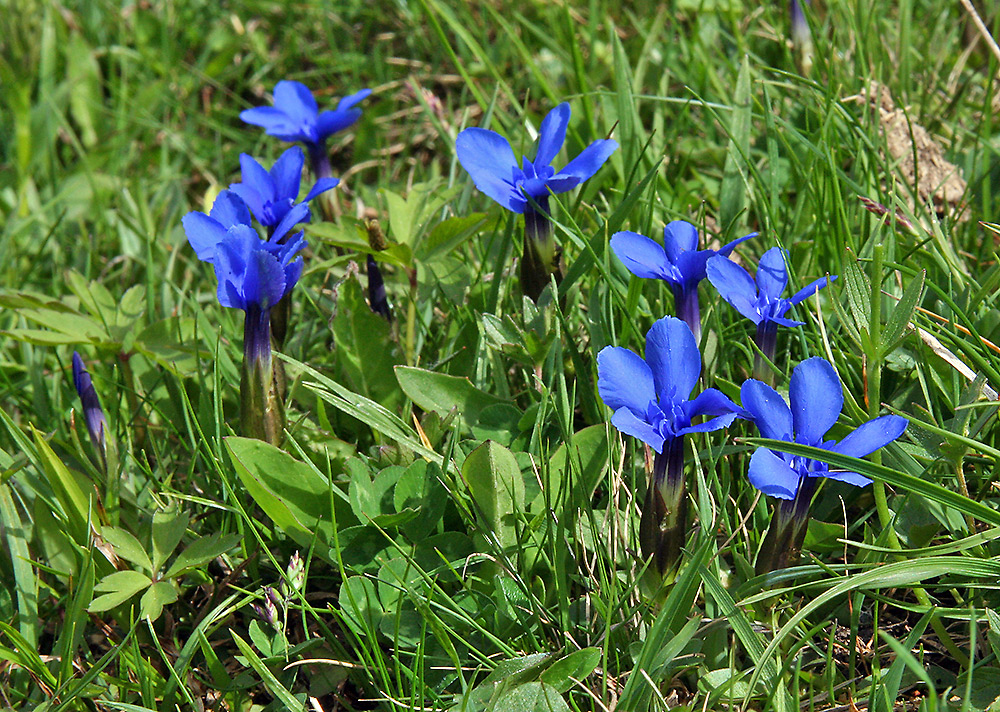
[741,357,908,499]
[212,225,306,314]
[182,190,254,264]
[706,246,835,328]
[597,316,741,454]
[455,103,618,214]
[228,146,338,236]
[240,81,372,147]
[611,221,755,341]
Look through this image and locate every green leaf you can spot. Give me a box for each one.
[31,426,95,547]
[494,681,570,712]
[881,270,924,356]
[338,576,383,636]
[89,570,152,612]
[395,365,509,425]
[418,213,488,262]
[0,481,39,648]
[226,437,349,559]
[66,34,102,147]
[231,631,305,711]
[462,441,525,553]
[151,508,190,574]
[100,526,153,573]
[842,250,872,343]
[719,54,752,236]
[165,533,241,578]
[331,277,401,405]
[531,425,610,515]
[348,463,418,527]
[139,581,177,621]
[538,648,601,694]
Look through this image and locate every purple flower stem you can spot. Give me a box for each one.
[307,142,338,223]
[640,435,688,579]
[241,305,284,445]
[754,475,815,577]
[753,320,779,385]
[673,284,702,344]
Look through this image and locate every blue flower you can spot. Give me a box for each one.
[212,225,306,314]
[597,316,741,454]
[706,246,834,329]
[240,81,372,147]
[228,146,338,236]
[455,102,618,214]
[182,190,254,264]
[740,357,908,500]
[72,351,109,457]
[611,221,755,341]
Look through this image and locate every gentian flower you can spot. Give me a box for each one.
[456,102,618,300]
[610,220,755,342]
[211,225,307,444]
[741,357,908,573]
[182,190,253,264]
[72,351,110,466]
[597,316,742,575]
[228,146,338,240]
[706,246,836,382]
[240,80,371,180]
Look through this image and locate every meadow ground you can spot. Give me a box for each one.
[3,1,1000,710]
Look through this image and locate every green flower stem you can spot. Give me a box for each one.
[640,437,687,580]
[240,306,284,446]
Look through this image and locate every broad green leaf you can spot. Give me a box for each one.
[226,437,349,559]
[418,213,488,262]
[538,648,601,694]
[462,441,525,553]
[89,570,152,612]
[531,425,610,515]
[165,533,241,578]
[0,481,38,647]
[842,250,872,341]
[395,365,509,425]
[100,526,153,572]
[66,34,102,147]
[331,277,402,405]
[493,681,569,712]
[338,576,383,636]
[881,269,924,356]
[151,508,190,573]
[139,581,178,621]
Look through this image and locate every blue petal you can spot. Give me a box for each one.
[610,231,671,280]
[747,447,801,500]
[790,274,836,305]
[718,231,756,257]
[676,411,738,435]
[243,246,287,310]
[830,414,908,458]
[767,313,805,328]
[817,469,872,488]
[240,106,296,135]
[270,146,305,204]
[455,128,522,212]
[706,255,762,324]
[304,176,340,202]
[273,80,318,123]
[543,174,581,194]
[227,183,267,226]
[611,407,666,453]
[684,388,742,420]
[662,221,699,263]
[674,250,711,285]
[209,190,252,229]
[535,103,569,168]
[553,139,618,185]
[272,202,311,243]
[644,316,701,403]
[740,379,793,441]
[182,211,228,263]
[789,357,843,445]
[239,154,274,200]
[316,108,362,139]
[756,247,789,300]
[282,256,304,300]
[597,346,656,414]
[213,227,256,310]
[337,88,373,112]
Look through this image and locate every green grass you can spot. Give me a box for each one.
[3,0,1000,710]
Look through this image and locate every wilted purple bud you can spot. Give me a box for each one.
[72,352,109,464]
[790,0,812,47]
